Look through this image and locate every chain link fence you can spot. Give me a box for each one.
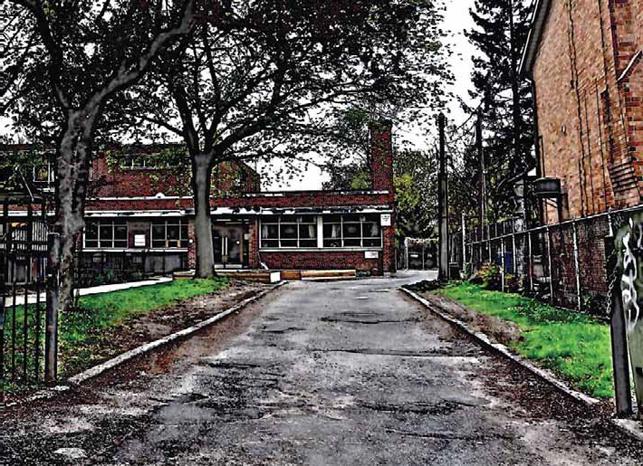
[457,206,643,317]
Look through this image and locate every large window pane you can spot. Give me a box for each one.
[114,225,128,248]
[321,214,383,248]
[85,222,98,248]
[86,220,129,249]
[151,220,188,249]
[323,222,342,247]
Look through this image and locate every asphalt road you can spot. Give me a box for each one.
[2,271,643,465]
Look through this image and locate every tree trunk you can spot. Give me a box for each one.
[191,152,216,278]
[50,122,93,312]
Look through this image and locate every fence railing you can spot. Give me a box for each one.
[0,202,49,396]
[459,206,643,316]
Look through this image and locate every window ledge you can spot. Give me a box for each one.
[83,248,188,253]
[259,247,383,253]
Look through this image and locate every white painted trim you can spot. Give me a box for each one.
[259,247,383,253]
[316,216,324,249]
[82,248,188,253]
[617,50,642,83]
[87,195,192,201]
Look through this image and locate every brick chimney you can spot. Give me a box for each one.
[369,120,394,193]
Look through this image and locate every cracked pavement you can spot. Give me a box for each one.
[1,271,643,465]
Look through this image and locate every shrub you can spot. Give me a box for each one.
[475,263,501,290]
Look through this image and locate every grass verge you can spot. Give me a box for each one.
[60,277,229,376]
[435,282,613,399]
[1,277,229,391]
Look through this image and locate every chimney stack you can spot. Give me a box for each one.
[369,120,394,192]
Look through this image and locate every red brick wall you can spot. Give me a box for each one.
[85,190,394,212]
[90,153,259,198]
[612,0,643,194]
[370,120,395,193]
[532,0,641,222]
[258,251,383,274]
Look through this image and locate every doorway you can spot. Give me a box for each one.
[213,224,246,268]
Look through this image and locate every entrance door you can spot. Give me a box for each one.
[213,224,244,267]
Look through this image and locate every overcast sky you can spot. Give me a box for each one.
[263,0,479,190]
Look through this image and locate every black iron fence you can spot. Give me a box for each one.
[76,250,188,288]
[458,206,643,316]
[0,201,49,395]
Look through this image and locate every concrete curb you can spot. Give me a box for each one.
[400,287,600,406]
[3,281,287,409]
[69,281,287,384]
[402,287,643,445]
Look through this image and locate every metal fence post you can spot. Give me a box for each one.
[546,226,554,304]
[527,231,534,292]
[605,233,633,417]
[511,232,517,275]
[572,220,582,312]
[45,232,60,384]
[461,213,467,274]
[500,237,506,292]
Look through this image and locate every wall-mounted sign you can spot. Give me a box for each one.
[134,234,146,247]
[365,251,379,259]
[380,213,392,227]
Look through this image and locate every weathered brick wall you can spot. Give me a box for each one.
[533,0,641,221]
[85,190,394,212]
[370,120,395,193]
[90,154,259,198]
[612,0,643,194]
[258,251,383,274]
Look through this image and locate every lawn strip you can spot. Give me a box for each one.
[59,277,234,377]
[431,282,613,399]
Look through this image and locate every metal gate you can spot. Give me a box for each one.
[0,195,48,397]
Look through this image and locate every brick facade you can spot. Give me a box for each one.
[524,0,642,221]
[5,124,397,277]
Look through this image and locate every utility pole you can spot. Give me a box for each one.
[476,110,486,242]
[438,113,449,281]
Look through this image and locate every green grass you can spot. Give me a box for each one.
[2,277,229,385]
[436,282,613,399]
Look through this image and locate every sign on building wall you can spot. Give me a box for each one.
[365,251,379,259]
[380,213,392,227]
[134,234,146,247]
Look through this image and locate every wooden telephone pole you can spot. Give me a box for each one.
[438,113,449,281]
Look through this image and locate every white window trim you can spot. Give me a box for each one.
[150,219,189,249]
[84,220,129,249]
[259,214,383,250]
[260,216,318,249]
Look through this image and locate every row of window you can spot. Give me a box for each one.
[84,220,189,249]
[84,215,384,250]
[260,215,382,249]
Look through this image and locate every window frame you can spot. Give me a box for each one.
[260,216,318,249]
[260,214,384,250]
[323,214,383,249]
[150,219,190,249]
[84,220,129,249]
[119,153,181,171]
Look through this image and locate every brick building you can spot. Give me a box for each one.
[2,122,396,279]
[521,0,642,222]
